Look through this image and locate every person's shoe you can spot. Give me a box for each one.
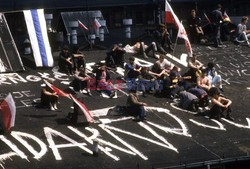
[214,45,222,48]
[226,115,234,121]
[88,92,92,96]
[53,104,58,110]
[219,88,224,92]
[50,106,55,111]
[109,91,116,98]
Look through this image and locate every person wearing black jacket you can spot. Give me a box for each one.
[154,24,173,54]
[106,44,126,68]
[58,45,73,75]
[187,9,203,44]
[210,4,224,48]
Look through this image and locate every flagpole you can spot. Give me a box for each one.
[173,21,181,56]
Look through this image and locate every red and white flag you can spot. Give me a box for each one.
[165,0,181,26]
[0,94,16,133]
[165,0,193,56]
[69,94,94,123]
[78,20,89,31]
[93,18,101,30]
[178,22,193,56]
[44,80,70,98]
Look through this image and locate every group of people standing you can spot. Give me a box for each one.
[187,4,250,48]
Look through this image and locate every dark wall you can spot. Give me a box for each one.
[0,0,156,12]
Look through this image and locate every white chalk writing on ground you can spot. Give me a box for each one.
[1,106,250,168]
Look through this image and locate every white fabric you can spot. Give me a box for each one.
[23,9,54,67]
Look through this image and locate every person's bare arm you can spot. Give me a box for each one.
[196,60,203,69]
[212,98,226,107]
[220,97,232,108]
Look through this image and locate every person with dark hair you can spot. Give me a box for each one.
[197,68,211,92]
[208,87,234,121]
[58,45,73,75]
[210,4,224,48]
[235,16,250,47]
[93,63,116,98]
[72,46,86,72]
[72,66,92,96]
[156,54,173,72]
[137,67,163,97]
[126,89,147,121]
[40,82,59,111]
[187,9,203,44]
[206,62,223,92]
[106,43,126,68]
[185,54,203,83]
[124,56,142,79]
[154,24,173,53]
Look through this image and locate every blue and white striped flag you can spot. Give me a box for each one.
[23,9,54,67]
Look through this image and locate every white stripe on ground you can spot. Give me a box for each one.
[189,119,226,130]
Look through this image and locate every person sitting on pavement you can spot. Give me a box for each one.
[185,54,203,83]
[156,54,174,73]
[208,87,234,121]
[196,68,212,92]
[206,62,223,92]
[154,24,173,53]
[40,82,59,111]
[133,42,158,59]
[170,65,192,91]
[93,63,116,98]
[72,46,86,72]
[151,62,171,97]
[58,45,73,75]
[106,43,126,68]
[137,67,163,97]
[124,56,142,79]
[235,16,250,47]
[126,89,147,121]
[71,66,92,96]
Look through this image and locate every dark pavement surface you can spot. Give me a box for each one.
[1,43,250,169]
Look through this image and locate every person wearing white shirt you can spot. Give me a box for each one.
[236,16,250,47]
[155,54,173,72]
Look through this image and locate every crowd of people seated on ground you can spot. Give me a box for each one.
[123,53,233,122]
[52,39,234,123]
[47,7,248,123]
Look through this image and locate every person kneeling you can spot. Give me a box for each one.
[126,89,147,121]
